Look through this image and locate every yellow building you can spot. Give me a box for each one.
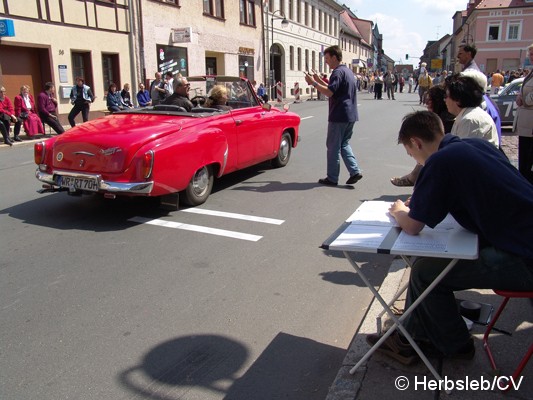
[0,0,133,123]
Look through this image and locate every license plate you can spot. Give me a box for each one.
[57,175,99,192]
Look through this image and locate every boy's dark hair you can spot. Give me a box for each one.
[324,45,342,62]
[444,73,484,108]
[426,85,448,116]
[44,82,54,91]
[459,44,477,58]
[398,111,444,145]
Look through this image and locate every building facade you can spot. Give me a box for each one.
[451,0,533,73]
[139,0,263,88]
[0,0,381,119]
[264,0,344,99]
[0,0,133,122]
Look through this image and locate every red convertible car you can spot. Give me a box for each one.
[35,76,300,210]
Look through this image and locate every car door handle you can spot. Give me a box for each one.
[235,119,243,125]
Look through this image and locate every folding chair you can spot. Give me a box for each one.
[483,290,533,391]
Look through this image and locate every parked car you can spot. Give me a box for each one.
[34,76,300,210]
[490,77,524,126]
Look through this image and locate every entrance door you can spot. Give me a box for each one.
[0,45,49,98]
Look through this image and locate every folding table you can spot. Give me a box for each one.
[321,201,478,382]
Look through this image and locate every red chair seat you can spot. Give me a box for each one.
[483,290,533,392]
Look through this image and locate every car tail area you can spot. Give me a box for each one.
[44,114,182,176]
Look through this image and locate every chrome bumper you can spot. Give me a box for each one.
[35,169,154,194]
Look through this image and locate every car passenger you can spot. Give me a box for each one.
[205,85,232,111]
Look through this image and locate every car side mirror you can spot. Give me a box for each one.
[283,103,290,112]
[262,102,272,111]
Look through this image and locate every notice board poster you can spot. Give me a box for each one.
[156,44,188,77]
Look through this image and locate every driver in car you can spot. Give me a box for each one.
[163,76,193,112]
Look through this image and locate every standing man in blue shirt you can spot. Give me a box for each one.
[304,45,362,186]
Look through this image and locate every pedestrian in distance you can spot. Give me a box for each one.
[513,42,533,184]
[304,45,363,186]
[149,72,166,106]
[14,85,44,137]
[136,83,152,107]
[0,86,17,146]
[68,77,95,127]
[37,82,65,135]
[106,83,126,113]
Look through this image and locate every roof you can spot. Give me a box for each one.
[476,0,532,8]
[339,10,362,39]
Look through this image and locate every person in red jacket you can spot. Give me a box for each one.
[14,85,44,137]
[0,86,17,145]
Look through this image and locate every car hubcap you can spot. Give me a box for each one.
[279,137,289,161]
[192,167,209,196]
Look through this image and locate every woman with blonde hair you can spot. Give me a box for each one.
[205,85,231,110]
[14,85,44,137]
[514,42,533,184]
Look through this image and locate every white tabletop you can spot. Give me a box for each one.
[323,201,478,260]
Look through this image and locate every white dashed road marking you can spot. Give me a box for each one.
[128,208,286,241]
[180,208,284,225]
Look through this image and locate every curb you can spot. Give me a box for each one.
[326,258,408,400]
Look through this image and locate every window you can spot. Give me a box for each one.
[151,0,179,4]
[102,53,119,93]
[290,46,294,70]
[487,23,501,41]
[318,10,322,31]
[507,21,521,40]
[297,47,302,71]
[304,2,309,26]
[324,13,328,34]
[305,49,309,71]
[239,0,255,26]
[312,50,316,71]
[288,0,293,20]
[204,0,224,18]
[296,0,301,23]
[71,51,94,93]
[311,6,315,29]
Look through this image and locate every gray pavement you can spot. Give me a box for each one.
[326,135,533,400]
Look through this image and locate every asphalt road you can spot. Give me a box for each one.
[0,90,421,400]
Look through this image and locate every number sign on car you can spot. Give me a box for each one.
[57,175,99,192]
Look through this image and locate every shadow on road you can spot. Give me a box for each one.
[118,332,344,400]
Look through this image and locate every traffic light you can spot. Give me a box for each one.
[405,54,409,60]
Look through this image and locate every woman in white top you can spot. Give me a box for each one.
[444,72,499,148]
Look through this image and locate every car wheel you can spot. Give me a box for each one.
[272,132,292,168]
[181,165,214,206]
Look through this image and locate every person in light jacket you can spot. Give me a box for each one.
[514,43,533,184]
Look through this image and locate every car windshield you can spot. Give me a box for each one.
[500,80,523,97]
[188,76,259,109]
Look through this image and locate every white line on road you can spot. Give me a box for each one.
[128,217,263,241]
[300,116,314,120]
[180,208,285,225]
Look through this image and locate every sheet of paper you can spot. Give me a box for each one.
[434,214,461,230]
[346,201,397,226]
[391,228,451,254]
[329,224,392,251]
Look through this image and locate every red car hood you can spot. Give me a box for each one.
[50,114,182,174]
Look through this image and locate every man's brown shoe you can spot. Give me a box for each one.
[366,331,419,365]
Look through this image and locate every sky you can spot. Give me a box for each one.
[343,0,468,66]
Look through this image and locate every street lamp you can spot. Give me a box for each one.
[269,9,289,100]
